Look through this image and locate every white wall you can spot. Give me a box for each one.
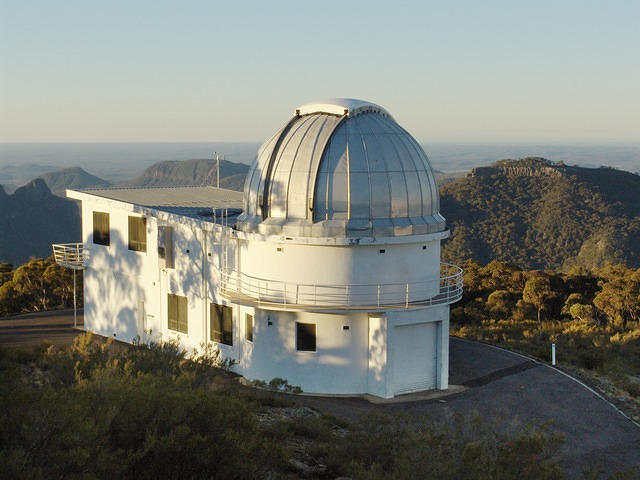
[235,309,370,394]
[78,195,451,397]
[238,238,442,303]
[82,200,161,344]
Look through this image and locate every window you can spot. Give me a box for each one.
[158,226,174,268]
[128,216,147,252]
[296,322,316,352]
[93,212,110,246]
[168,294,188,334]
[211,303,233,346]
[245,313,253,342]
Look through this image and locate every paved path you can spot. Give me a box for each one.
[295,338,640,477]
[1,312,638,476]
[0,309,85,347]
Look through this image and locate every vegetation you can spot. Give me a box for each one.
[451,260,640,419]
[441,157,640,270]
[0,334,572,479]
[0,257,80,317]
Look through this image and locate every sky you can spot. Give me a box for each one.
[0,0,638,143]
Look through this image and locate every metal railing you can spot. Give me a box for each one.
[218,263,463,311]
[52,243,88,270]
[51,242,87,329]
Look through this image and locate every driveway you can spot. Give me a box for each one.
[0,309,85,348]
[295,338,640,477]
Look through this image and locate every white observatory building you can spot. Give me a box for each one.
[55,99,462,398]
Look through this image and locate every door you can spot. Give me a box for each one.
[393,322,438,395]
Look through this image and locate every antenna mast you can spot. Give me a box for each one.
[214,151,224,188]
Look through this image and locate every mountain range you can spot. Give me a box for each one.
[1,156,639,270]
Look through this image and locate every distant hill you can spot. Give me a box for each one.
[0,179,80,266]
[0,163,60,194]
[38,167,111,196]
[125,158,250,191]
[440,157,640,270]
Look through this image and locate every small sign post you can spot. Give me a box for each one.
[552,343,556,366]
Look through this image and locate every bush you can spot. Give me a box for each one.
[0,336,286,479]
[323,412,564,480]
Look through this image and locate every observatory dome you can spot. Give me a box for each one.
[236,98,445,237]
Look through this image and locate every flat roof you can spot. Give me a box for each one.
[71,185,244,209]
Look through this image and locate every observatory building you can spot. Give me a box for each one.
[55,99,462,398]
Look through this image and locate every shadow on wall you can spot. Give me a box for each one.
[369,319,386,383]
[239,311,374,392]
[167,218,206,303]
[84,228,144,343]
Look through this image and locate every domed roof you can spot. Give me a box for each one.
[236,98,445,237]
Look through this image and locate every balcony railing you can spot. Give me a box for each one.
[52,243,88,270]
[218,263,463,311]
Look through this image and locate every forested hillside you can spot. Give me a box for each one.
[441,157,640,270]
[125,158,250,191]
[0,180,80,266]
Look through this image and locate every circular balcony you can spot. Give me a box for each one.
[218,263,463,312]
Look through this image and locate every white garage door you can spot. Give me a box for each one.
[393,322,438,395]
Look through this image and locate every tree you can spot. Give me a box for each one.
[561,292,585,317]
[569,303,597,324]
[486,290,513,318]
[523,275,554,323]
[0,256,79,316]
[0,263,13,286]
[0,281,25,316]
[593,267,640,327]
[12,258,51,311]
[43,262,76,308]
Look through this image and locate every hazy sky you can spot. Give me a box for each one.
[1,0,638,143]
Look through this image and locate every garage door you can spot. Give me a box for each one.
[393,322,438,395]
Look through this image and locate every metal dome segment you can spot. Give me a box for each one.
[313,112,441,227]
[240,113,345,225]
[236,99,446,238]
[296,98,393,119]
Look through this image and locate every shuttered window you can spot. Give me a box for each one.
[296,322,316,352]
[168,294,188,334]
[245,313,253,342]
[93,212,110,246]
[128,216,147,252]
[211,303,233,346]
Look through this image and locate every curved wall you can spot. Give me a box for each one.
[237,238,442,303]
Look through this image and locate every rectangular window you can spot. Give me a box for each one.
[128,216,147,252]
[245,313,253,342]
[296,322,316,352]
[93,211,110,246]
[158,226,174,268]
[167,294,188,334]
[211,303,233,346]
